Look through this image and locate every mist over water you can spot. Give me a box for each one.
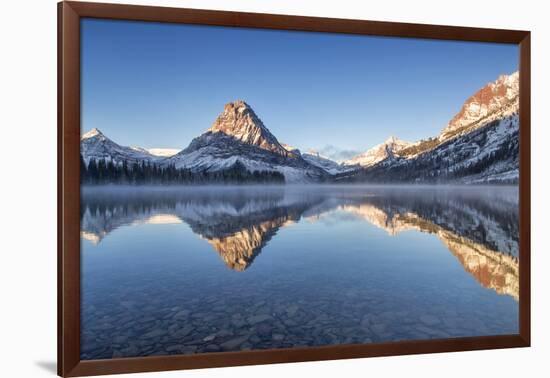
[80,185,519,360]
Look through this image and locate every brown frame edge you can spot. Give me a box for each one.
[58,1,531,377]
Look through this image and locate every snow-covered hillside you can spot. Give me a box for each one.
[343,136,411,168]
[336,71,520,184]
[164,101,327,183]
[441,71,519,139]
[81,128,160,164]
[300,150,353,175]
[147,148,180,157]
[338,113,519,184]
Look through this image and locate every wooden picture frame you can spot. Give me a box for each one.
[58,1,531,376]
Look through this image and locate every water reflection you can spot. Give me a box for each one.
[81,186,518,299]
[80,185,519,359]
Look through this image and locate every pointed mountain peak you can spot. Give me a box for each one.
[225,99,250,111]
[82,128,105,140]
[213,100,255,122]
[207,100,294,157]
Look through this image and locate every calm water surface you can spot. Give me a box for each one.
[80,185,519,359]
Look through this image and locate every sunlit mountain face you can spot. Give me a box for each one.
[81,186,518,300]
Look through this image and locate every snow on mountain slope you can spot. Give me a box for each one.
[80,72,519,184]
[81,128,159,164]
[164,101,327,183]
[280,144,353,175]
[147,148,181,157]
[440,71,518,140]
[166,137,322,183]
[391,71,519,161]
[281,143,300,154]
[302,150,353,174]
[338,114,519,184]
[343,136,411,167]
[336,71,520,184]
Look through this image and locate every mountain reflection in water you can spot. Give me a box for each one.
[81,185,519,300]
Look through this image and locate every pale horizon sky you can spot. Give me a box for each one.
[81,18,518,159]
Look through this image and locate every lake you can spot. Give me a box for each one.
[80,185,519,360]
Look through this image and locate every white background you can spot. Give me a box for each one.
[1,0,548,377]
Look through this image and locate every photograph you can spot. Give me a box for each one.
[78,18,520,360]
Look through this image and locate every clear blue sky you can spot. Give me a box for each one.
[82,18,518,159]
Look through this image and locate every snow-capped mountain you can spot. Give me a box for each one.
[81,128,159,164]
[337,71,520,184]
[80,71,519,184]
[343,136,411,168]
[340,115,519,184]
[209,100,296,158]
[147,148,181,157]
[301,150,353,175]
[164,101,327,183]
[440,71,519,140]
[338,115,519,184]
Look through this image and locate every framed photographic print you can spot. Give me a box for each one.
[58,1,531,376]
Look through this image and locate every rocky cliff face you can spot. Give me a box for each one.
[209,100,295,158]
[441,72,519,140]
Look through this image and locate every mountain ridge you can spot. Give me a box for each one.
[343,136,412,168]
[80,71,519,184]
[336,71,519,183]
[81,127,159,165]
[441,71,519,139]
